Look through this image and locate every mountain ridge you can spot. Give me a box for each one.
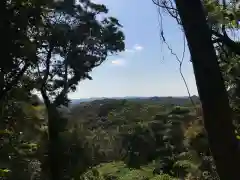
[70,95,199,105]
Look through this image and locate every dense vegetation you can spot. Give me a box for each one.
[70,98,214,180]
[1,0,240,179]
[2,94,217,180]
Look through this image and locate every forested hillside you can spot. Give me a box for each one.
[68,99,217,180]
[2,93,218,180]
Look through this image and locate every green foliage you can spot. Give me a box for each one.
[0,87,45,180]
[32,0,125,107]
[80,161,178,180]
[150,174,176,180]
[70,99,213,179]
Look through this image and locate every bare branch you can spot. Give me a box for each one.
[152,0,177,11]
[154,1,195,107]
[152,0,181,24]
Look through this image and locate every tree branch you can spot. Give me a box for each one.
[41,43,54,88]
[212,30,240,56]
[54,60,69,106]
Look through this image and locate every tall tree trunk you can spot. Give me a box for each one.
[174,0,240,179]
[41,89,61,180]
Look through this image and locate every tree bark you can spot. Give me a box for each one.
[174,0,240,179]
[41,89,61,180]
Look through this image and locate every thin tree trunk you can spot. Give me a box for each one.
[174,0,240,179]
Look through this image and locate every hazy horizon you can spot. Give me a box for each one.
[70,95,199,100]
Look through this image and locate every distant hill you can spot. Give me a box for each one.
[70,96,200,107]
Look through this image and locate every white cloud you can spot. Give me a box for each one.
[124,44,144,54]
[133,44,144,51]
[91,0,104,3]
[111,59,126,66]
[125,49,135,53]
[109,44,143,67]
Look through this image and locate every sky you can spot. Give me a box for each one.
[69,0,199,99]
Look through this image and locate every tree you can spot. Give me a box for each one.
[0,0,53,101]
[30,0,125,179]
[173,0,239,179]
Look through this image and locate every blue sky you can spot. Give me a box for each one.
[69,0,198,99]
